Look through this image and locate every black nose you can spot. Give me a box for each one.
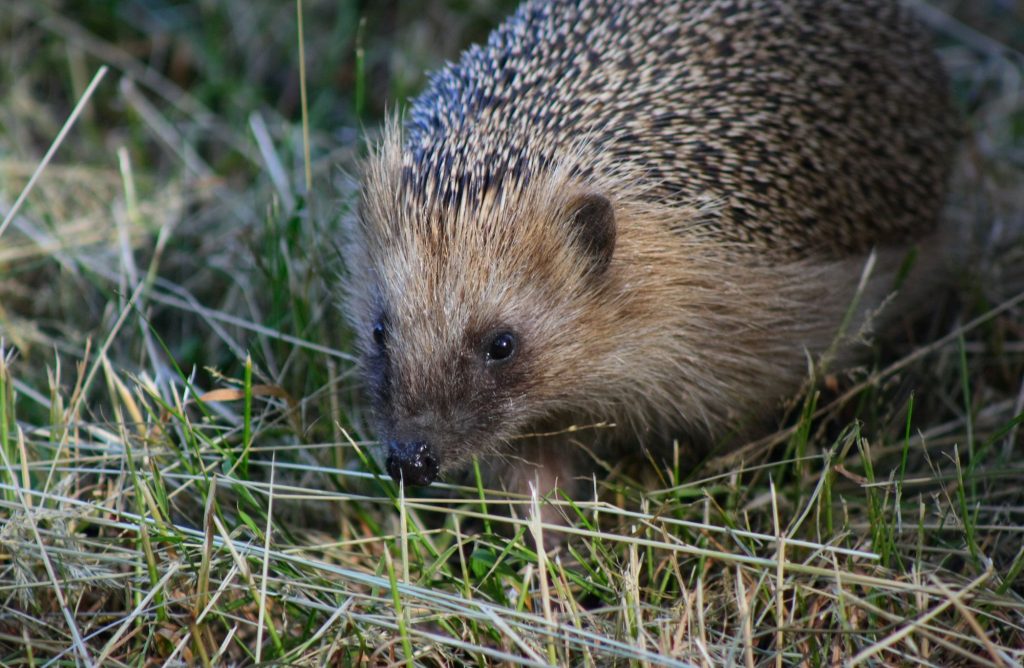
[385,441,440,486]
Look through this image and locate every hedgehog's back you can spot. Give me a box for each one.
[400,0,958,257]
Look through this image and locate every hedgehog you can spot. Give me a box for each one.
[346,0,959,492]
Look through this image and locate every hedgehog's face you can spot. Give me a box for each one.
[361,297,534,487]
[353,175,619,486]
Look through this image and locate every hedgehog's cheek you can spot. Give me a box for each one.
[385,440,440,486]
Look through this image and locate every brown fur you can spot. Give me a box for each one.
[345,0,959,491]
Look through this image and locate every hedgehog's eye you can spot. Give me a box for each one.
[372,320,387,348]
[485,331,517,364]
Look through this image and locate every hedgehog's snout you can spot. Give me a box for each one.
[385,440,440,486]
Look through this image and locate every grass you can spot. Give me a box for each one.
[1,0,1023,665]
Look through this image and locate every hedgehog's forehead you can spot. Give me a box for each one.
[375,161,565,332]
[363,130,584,319]
[376,230,527,353]
[378,139,570,269]
[379,195,535,310]
[398,138,545,220]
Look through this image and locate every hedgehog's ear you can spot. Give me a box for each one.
[567,193,616,278]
